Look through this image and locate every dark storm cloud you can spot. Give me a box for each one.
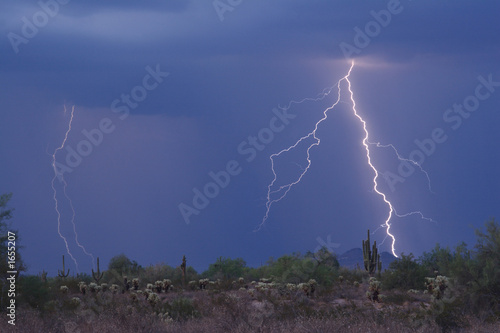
[2,0,498,119]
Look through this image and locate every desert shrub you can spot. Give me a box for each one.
[18,275,49,309]
[467,219,500,314]
[420,244,454,276]
[107,254,142,277]
[337,266,367,284]
[162,297,200,322]
[381,253,427,291]
[429,297,468,332]
[202,257,247,283]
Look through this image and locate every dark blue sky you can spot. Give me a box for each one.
[1,0,499,276]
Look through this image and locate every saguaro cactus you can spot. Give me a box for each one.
[58,255,70,279]
[181,255,187,287]
[362,229,382,276]
[92,257,104,283]
[39,270,47,283]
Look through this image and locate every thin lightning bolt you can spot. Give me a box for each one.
[51,106,94,273]
[51,105,79,271]
[259,61,434,257]
[369,141,434,194]
[257,73,347,231]
[63,184,95,269]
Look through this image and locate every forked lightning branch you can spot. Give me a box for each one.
[259,61,434,257]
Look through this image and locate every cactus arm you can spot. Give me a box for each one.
[58,255,70,279]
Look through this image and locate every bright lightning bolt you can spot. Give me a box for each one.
[51,106,94,273]
[259,61,435,257]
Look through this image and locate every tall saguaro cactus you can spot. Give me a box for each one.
[362,230,382,276]
[92,257,104,283]
[58,255,70,280]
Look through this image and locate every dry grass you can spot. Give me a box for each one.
[1,286,498,333]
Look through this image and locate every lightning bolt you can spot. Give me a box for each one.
[369,141,434,194]
[51,106,94,273]
[259,61,434,257]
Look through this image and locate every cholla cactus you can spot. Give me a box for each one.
[148,292,160,307]
[199,278,209,290]
[60,285,69,294]
[338,275,344,283]
[425,275,448,301]
[132,278,140,291]
[238,277,245,285]
[78,282,87,295]
[286,283,297,292]
[146,283,154,291]
[100,283,108,292]
[158,312,174,324]
[255,282,270,292]
[143,288,152,300]
[407,289,419,294]
[129,292,138,303]
[366,277,381,302]
[188,280,197,290]
[155,281,163,293]
[123,276,130,292]
[110,284,119,294]
[308,279,317,297]
[353,281,360,288]
[260,278,271,283]
[70,297,81,307]
[163,279,172,292]
[89,282,99,293]
[297,280,316,297]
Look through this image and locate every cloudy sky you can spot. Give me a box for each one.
[1,0,499,276]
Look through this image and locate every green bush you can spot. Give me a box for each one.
[381,253,427,291]
[18,275,49,309]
